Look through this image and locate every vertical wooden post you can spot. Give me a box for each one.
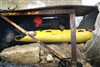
[70,9,77,67]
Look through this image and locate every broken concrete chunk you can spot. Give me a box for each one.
[40,50,44,56]
[83,63,92,67]
[40,56,47,63]
[46,54,54,62]
[0,45,40,65]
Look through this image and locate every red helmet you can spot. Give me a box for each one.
[33,16,43,25]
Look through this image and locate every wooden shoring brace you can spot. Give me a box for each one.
[70,10,77,67]
[1,15,63,59]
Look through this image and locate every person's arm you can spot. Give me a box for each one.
[36,23,50,30]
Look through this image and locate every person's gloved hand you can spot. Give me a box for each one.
[59,25,65,31]
[27,31,36,36]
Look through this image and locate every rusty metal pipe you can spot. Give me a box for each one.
[1,15,63,59]
[1,9,71,16]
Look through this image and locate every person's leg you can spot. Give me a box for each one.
[0,29,15,51]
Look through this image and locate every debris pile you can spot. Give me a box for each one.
[0,43,92,67]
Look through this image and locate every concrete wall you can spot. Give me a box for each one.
[0,0,82,10]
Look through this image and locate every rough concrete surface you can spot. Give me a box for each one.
[0,44,40,65]
[0,43,92,67]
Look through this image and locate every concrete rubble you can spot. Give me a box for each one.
[0,44,40,65]
[0,43,92,67]
[46,54,54,62]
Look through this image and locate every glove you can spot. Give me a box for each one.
[27,31,36,36]
[59,25,65,31]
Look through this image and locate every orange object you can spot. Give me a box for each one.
[33,16,43,25]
